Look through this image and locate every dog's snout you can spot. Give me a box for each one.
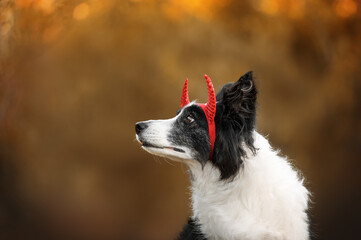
[135,122,148,134]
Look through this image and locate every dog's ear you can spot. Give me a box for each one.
[216,82,233,101]
[222,71,257,123]
[212,71,257,180]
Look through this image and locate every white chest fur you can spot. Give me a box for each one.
[188,132,310,240]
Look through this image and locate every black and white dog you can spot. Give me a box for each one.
[135,72,310,240]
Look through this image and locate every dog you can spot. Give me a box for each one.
[135,72,310,240]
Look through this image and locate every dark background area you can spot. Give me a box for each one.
[0,0,360,239]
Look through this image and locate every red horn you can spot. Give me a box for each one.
[204,74,216,121]
[180,78,190,108]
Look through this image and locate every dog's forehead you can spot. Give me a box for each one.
[177,103,205,117]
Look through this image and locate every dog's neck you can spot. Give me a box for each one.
[187,151,246,219]
[187,152,251,240]
[185,132,310,240]
[186,136,254,240]
[187,133,258,206]
[188,161,239,199]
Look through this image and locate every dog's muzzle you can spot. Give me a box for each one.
[135,121,148,135]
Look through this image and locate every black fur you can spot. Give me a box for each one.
[169,71,258,180]
[211,71,257,180]
[177,218,207,240]
[169,105,210,163]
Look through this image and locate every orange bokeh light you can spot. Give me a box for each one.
[15,0,33,8]
[334,0,358,18]
[15,0,55,14]
[258,0,281,15]
[73,3,90,21]
[163,0,230,21]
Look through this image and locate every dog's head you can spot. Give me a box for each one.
[135,71,257,180]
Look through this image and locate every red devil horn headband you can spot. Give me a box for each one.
[180,74,216,159]
[180,75,216,117]
[204,74,216,121]
[181,78,190,108]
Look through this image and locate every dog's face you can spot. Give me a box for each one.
[136,71,257,180]
[135,103,210,162]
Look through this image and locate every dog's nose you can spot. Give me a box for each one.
[135,122,148,134]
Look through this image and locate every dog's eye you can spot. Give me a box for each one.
[185,115,194,123]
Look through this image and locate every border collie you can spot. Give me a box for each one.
[135,72,310,240]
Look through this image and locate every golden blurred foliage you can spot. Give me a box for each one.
[16,0,55,13]
[334,0,358,18]
[73,3,89,20]
[0,0,360,239]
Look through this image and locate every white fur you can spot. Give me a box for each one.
[188,132,310,240]
[136,112,194,161]
[137,103,199,162]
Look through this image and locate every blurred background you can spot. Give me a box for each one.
[0,0,360,239]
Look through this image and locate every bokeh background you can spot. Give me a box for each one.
[0,0,360,239]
